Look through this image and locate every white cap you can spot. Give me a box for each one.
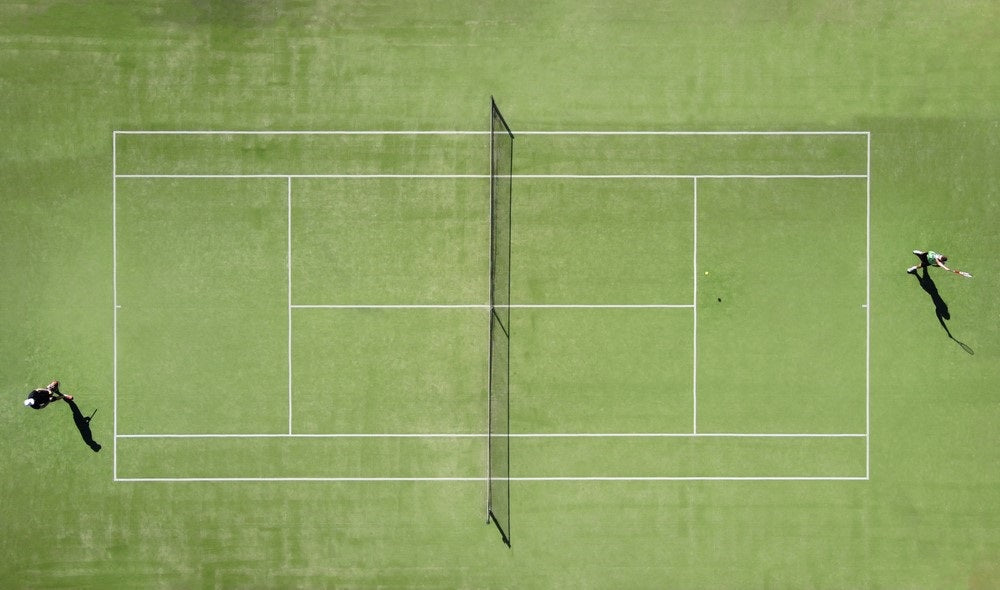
[24,398,34,407]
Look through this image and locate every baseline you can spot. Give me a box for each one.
[114,173,866,179]
[116,433,866,439]
[114,130,869,135]
[116,476,868,482]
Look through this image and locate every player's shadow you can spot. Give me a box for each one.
[65,399,102,452]
[912,268,974,355]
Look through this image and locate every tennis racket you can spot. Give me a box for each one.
[952,269,973,278]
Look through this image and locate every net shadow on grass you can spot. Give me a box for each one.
[911,267,974,355]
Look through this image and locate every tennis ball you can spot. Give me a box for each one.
[704,271,709,275]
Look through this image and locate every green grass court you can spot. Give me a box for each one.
[3,2,999,588]
[113,131,868,481]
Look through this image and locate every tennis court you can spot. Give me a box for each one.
[5,3,1000,587]
[112,128,869,488]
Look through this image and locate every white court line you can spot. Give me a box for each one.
[866,132,872,479]
[114,174,868,180]
[509,304,694,308]
[293,304,487,309]
[517,131,869,136]
[287,177,293,435]
[291,304,694,309]
[113,130,870,136]
[116,476,868,482]
[112,131,119,482]
[514,174,868,179]
[692,178,698,434]
[513,476,868,481]
[114,174,486,179]
[117,477,487,482]
[114,130,489,136]
[115,432,867,439]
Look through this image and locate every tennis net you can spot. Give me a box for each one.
[487,97,513,547]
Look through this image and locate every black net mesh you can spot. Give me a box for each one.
[490,102,513,332]
[488,309,510,546]
[488,97,513,547]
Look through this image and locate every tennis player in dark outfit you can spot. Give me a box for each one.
[23,380,72,409]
